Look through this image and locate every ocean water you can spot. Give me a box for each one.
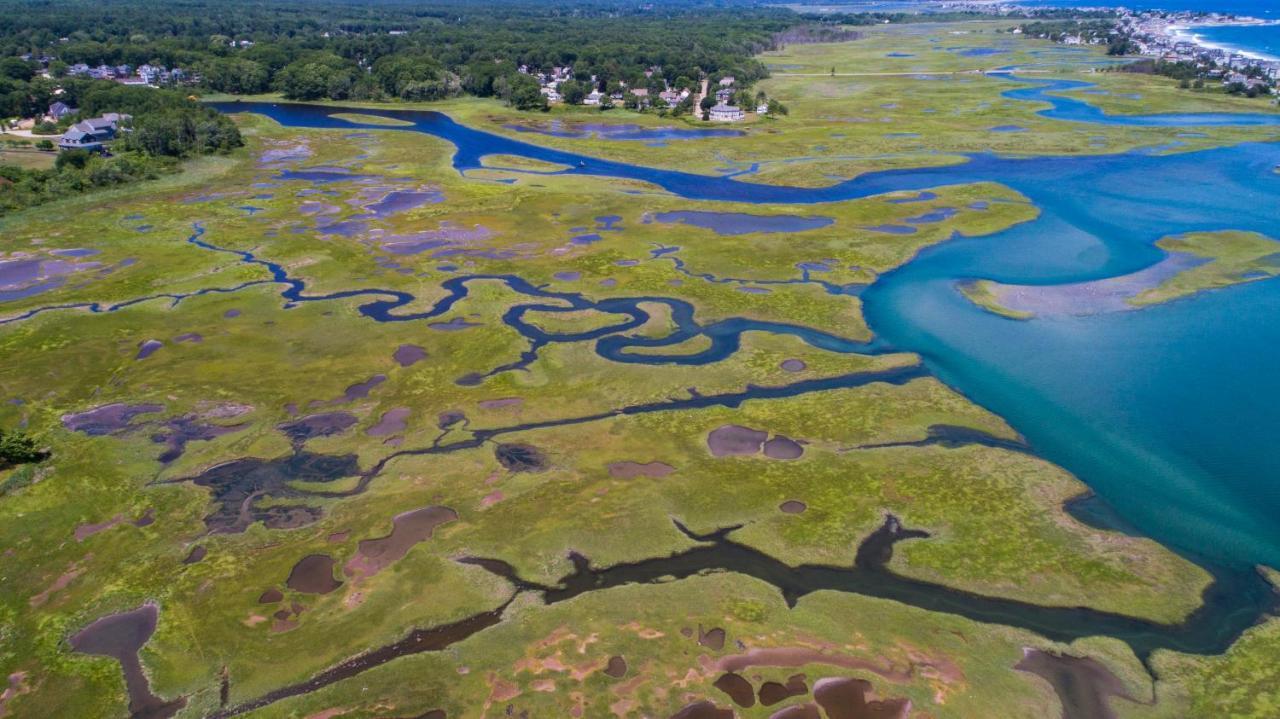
[1192,22,1280,60]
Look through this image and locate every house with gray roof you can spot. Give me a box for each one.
[58,113,132,152]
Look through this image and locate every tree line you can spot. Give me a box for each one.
[0,0,796,107]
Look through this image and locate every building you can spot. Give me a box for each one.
[709,104,745,122]
[58,113,131,152]
[719,76,735,87]
[583,89,604,105]
[756,102,770,115]
[48,101,75,120]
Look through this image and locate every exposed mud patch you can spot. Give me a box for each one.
[1015,649,1136,719]
[344,506,458,581]
[604,656,628,679]
[286,554,343,595]
[607,461,675,479]
[713,673,755,707]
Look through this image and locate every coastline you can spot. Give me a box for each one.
[1170,20,1280,62]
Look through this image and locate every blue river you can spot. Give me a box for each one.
[211,76,1280,570]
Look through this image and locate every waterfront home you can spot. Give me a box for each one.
[709,104,745,122]
[58,113,131,152]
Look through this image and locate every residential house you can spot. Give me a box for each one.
[709,104,744,122]
[719,76,735,87]
[58,113,131,152]
[756,102,769,115]
[47,101,75,120]
[583,89,604,105]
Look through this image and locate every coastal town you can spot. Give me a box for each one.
[1119,10,1280,89]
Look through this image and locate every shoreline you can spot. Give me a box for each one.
[1170,20,1280,63]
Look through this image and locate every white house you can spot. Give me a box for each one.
[709,104,744,122]
[756,102,769,115]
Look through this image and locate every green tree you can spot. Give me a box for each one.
[0,428,42,468]
[560,79,588,105]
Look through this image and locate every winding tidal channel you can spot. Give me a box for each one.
[26,75,1280,716]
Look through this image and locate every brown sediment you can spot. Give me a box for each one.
[344,506,458,580]
[706,425,767,456]
[603,656,628,678]
[669,700,734,719]
[68,603,186,719]
[712,672,755,707]
[286,554,343,594]
[716,648,913,683]
[1014,648,1140,719]
[813,676,912,719]
[30,558,88,607]
[779,500,807,514]
[762,436,804,460]
[607,461,675,479]
[0,671,29,718]
[698,626,726,651]
[75,514,127,542]
[759,674,808,706]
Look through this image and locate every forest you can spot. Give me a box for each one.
[0,0,798,106]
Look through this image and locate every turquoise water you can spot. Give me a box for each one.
[213,77,1280,570]
[861,143,1280,569]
